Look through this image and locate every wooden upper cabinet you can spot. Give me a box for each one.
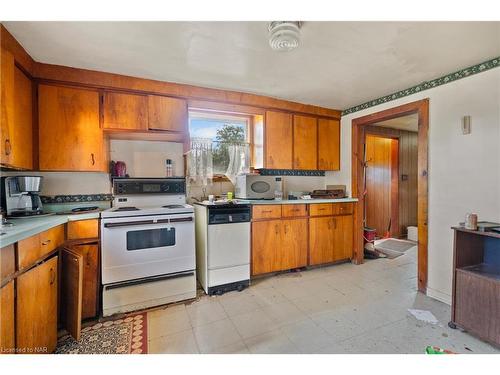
[103,92,148,130]
[1,49,15,166]
[293,115,317,170]
[12,66,33,170]
[265,111,293,169]
[38,84,106,171]
[148,95,187,132]
[318,118,340,170]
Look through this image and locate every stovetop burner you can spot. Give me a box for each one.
[162,204,186,209]
[114,207,140,212]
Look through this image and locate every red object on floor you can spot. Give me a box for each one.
[364,227,377,243]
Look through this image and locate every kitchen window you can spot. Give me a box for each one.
[188,111,251,184]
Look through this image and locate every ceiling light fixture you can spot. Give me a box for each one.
[268,21,302,52]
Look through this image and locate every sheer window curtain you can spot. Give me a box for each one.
[187,137,213,186]
[225,144,250,184]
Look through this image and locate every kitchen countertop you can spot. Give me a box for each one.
[196,197,358,206]
[0,212,100,247]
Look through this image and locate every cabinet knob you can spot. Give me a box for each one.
[41,239,51,246]
[91,153,95,166]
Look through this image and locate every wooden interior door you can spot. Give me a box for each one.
[365,135,399,237]
[309,216,334,265]
[318,118,340,170]
[61,248,83,340]
[293,115,317,170]
[103,92,148,130]
[265,111,293,169]
[280,219,308,270]
[148,95,187,132]
[251,220,280,275]
[38,84,105,171]
[16,256,58,353]
[0,281,15,353]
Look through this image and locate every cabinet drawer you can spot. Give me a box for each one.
[309,204,333,216]
[252,205,282,220]
[332,203,354,216]
[0,245,15,282]
[40,225,65,253]
[18,225,65,270]
[282,204,307,218]
[17,234,41,270]
[67,219,99,240]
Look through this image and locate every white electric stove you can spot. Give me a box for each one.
[100,178,196,317]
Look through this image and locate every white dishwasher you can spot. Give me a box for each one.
[194,203,251,295]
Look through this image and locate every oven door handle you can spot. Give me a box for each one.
[104,219,170,228]
[103,216,193,228]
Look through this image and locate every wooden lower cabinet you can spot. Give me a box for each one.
[280,219,308,270]
[16,256,58,354]
[0,281,15,354]
[252,219,281,275]
[309,215,353,265]
[252,218,308,275]
[69,242,99,320]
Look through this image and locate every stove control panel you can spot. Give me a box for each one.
[113,178,186,195]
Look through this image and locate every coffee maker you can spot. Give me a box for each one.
[1,176,45,217]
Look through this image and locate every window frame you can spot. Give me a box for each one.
[188,110,254,181]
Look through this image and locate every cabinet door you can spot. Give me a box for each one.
[265,111,293,169]
[252,219,281,275]
[333,215,353,261]
[0,281,15,354]
[71,243,99,320]
[17,256,58,353]
[148,95,187,132]
[61,248,83,340]
[1,49,14,166]
[103,92,148,130]
[39,84,105,171]
[280,219,308,270]
[11,66,33,170]
[293,115,317,170]
[318,118,340,170]
[309,216,335,265]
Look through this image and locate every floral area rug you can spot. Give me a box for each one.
[56,313,147,354]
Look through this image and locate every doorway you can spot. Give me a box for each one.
[351,99,429,293]
[364,134,399,239]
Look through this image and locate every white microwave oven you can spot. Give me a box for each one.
[234,174,276,200]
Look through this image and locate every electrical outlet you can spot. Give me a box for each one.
[462,116,471,135]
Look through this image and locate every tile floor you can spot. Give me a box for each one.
[147,247,499,354]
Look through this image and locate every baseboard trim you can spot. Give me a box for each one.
[426,286,452,305]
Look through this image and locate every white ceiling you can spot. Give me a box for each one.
[4,21,500,110]
[374,113,418,132]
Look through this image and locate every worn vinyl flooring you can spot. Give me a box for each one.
[147,247,500,354]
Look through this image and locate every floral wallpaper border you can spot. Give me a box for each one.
[258,169,325,177]
[41,194,113,204]
[342,56,500,115]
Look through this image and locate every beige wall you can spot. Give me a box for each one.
[326,67,500,304]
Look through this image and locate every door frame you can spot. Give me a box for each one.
[351,99,429,293]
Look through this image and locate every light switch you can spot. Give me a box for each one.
[462,116,471,135]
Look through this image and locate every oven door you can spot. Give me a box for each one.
[101,213,195,284]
